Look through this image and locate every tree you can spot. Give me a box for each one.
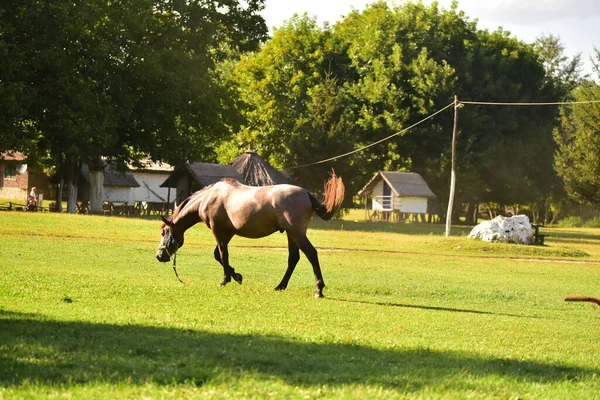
[0,0,267,213]
[554,69,600,205]
[535,34,582,94]
[226,6,458,200]
[222,15,361,198]
[228,1,565,220]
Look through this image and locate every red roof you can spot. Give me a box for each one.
[1,151,26,161]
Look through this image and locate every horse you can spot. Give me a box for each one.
[156,171,345,298]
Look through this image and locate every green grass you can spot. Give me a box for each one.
[1,212,599,399]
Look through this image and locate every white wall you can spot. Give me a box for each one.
[130,171,172,203]
[370,180,428,213]
[104,186,133,205]
[395,197,428,213]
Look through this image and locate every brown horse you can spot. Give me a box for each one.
[156,172,345,298]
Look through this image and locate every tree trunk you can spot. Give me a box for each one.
[67,182,78,214]
[65,160,81,214]
[465,202,477,225]
[89,169,104,214]
[56,179,64,213]
[531,207,539,225]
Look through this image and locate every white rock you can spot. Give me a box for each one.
[467,215,535,245]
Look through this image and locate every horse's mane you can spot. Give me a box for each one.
[161,178,242,228]
[222,177,241,187]
[169,197,192,221]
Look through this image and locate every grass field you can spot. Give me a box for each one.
[1,211,599,399]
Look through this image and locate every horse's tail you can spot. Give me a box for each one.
[308,170,345,221]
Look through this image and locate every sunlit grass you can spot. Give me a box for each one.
[0,211,599,399]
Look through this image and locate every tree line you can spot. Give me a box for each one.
[1,0,598,223]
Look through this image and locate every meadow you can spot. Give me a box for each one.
[0,211,599,399]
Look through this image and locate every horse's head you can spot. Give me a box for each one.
[156,216,184,262]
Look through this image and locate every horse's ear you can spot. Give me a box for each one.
[160,216,172,226]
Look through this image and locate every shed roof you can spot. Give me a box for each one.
[359,171,436,198]
[160,162,243,188]
[80,164,140,187]
[230,149,288,186]
[127,157,174,173]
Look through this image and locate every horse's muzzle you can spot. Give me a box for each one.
[156,251,170,263]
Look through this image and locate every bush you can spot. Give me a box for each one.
[555,216,583,227]
[583,217,600,228]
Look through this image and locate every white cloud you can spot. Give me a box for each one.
[263,0,374,28]
[444,0,600,24]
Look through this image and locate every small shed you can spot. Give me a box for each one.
[128,159,174,213]
[230,149,289,186]
[160,162,244,204]
[359,171,436,221]
[79,163,140,207]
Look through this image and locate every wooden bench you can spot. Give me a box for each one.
[532,224,548,245]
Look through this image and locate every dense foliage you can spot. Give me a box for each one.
[223,1,579,222]
[0,0,267,212]
[554,58,600,205]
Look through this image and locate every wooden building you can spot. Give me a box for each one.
[128,159,174,214]
[359,171,436,221]
[77,164,140,213]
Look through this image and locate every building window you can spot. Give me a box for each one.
[4,163,17,179]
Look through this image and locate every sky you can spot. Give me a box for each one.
[262,0,599,76]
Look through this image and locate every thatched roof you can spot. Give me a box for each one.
[230,149,288,186]
[359,171,436,198]
[160,162,243,188]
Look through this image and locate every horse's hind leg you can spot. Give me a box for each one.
[290,233,326,298]
[275,233,300,291]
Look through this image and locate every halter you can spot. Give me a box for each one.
[158,227,184,283]
[158,228,181,257]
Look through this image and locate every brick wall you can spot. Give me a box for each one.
[0,163,29,201]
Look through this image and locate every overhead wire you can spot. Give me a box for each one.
[461,99,600,106]
[286,101,455,169]
[285,97,600,170]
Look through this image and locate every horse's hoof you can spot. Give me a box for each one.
[220,278,231,286]
[274,285,286,291]
[314,291,325,299]
[233,273,243,285]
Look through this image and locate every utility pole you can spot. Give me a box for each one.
[445,96,462,237]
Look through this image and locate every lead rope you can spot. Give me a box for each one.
[172,252,184,284]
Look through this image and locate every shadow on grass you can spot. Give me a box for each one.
[329,298,534,318]
[1,310,594,392]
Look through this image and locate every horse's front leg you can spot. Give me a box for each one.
[214,246,231,286]
[214,243,243,286]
